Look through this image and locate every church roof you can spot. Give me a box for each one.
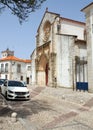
[37,9,85,33]
[81,2,93,12]
[61,17,85,25]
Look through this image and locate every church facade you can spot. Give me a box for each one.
[31,2,93,92]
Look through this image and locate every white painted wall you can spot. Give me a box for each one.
[56,35,74,88]
[0,60,30,83]
[90,10,93,64]
[61,22,85,40]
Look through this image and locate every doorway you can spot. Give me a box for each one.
[26,77,29,84]
[45,63,49,86]
[37,54,49,86]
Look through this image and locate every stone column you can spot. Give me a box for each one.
[50,53,57,87]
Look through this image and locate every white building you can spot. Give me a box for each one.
[81,2,93,92]
[31,9,87,90]
[0,48,31,84]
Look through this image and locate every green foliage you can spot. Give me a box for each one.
[0,0,46,23]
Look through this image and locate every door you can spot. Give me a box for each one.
[45,63,48,86]
[26,77,29,84]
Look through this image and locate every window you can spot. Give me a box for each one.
[57,24,61,33]
[1,64,4,72]
[17,64,21,73]
[20,76,23,81]
[27,66,31,71]
[5,63,8,72]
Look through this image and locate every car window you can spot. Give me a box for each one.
[8,81,25,87]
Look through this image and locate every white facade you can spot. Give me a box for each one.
[56,35,75,88]
[31,10,87,89]
[81,2,93,92]
[0,49,31,84]
[61,19,85,40]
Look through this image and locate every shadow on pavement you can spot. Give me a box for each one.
[0,107,13,116]
[14,99,53,118]
[0,99,52,119]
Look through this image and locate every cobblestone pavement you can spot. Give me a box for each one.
[0,86,93,130]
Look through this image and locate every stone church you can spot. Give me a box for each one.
[31,2,93,92]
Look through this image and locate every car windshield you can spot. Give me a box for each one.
[8,81,25,87]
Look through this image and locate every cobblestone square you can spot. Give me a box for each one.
[0,86,93,130]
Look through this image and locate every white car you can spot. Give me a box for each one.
[1,80,30,100]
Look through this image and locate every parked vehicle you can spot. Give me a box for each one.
[1,80,30,100]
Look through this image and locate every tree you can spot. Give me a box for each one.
[0,0,46,23]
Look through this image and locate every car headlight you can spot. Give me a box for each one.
[8,90,14,93]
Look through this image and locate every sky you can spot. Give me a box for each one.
[0,0,93,59]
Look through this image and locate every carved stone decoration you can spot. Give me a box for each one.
[43,21,51,42]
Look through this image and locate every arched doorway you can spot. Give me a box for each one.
[37,54,49,86]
